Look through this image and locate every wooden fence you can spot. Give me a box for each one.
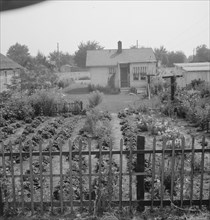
[52,101,83,115]
[0,136,210,216]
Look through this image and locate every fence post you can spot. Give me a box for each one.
[0,186,3,216]
[80,101,83,112]
[136,136,145,212]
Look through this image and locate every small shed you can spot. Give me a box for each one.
[174,62,210,86]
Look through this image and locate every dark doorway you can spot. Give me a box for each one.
[120,64,129,87]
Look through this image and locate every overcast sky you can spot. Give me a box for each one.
[0,0,209,57]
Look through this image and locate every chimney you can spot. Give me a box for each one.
[117,41,122,53]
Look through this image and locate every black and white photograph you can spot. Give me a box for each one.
[0,0,210,219]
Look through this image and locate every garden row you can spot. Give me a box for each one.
[0,108,121,216]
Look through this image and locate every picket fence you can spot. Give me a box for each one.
[0,136,210,216]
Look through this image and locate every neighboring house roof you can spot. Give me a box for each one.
[158,67,183,78]
[0,53,23,70]
[174,62,210,72]
[86,48,156,67]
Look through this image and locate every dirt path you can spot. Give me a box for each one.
[110,113,135,199]
[110,113,127,173]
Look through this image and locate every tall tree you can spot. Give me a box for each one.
[7,43,31,67]
[49,51,74,71]
[154,46,168,66]
[167,51,186,67]
[74,41,104,68]
[193,44,210,62]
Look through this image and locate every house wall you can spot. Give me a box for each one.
[89,62,157,89]
[129,62,156,88]
[56,71,90,85]
[89,67,109,87]
[0,70,17,92]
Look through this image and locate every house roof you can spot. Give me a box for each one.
[0,53,23,70]
[174,62,210,72]
[86,48,156,67]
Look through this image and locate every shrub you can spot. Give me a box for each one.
[129,87,137,94]
[1,93,34,120]
[29,89,65,116]
[88,90,103,108]
[150,76,167,96]
[57,79,71,89]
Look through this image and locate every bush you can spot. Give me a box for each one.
[150,76,169,96]
[29,89,65,116]
[129,87,137,94]
[88,90,103,108]
[57,79,71,89]
[1,94,34,121]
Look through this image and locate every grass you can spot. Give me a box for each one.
[64,93,142,113]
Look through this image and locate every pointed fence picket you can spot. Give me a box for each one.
[0,136,210,216]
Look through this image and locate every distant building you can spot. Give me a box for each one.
[174,62,210,86]
[56,65,90,84]
[86,41,157,91]
[0,53,23,92]
[60,64,72,73]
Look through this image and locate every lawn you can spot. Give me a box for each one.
[64,93,143,113]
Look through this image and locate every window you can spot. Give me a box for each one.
[133,73,139,80]
[133,67,139,80]
[109,67,116,74]
[140,72,146,80]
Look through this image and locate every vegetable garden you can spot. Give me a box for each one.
[0,78,210,219]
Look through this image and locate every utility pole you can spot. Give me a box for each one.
[136,40,138,48]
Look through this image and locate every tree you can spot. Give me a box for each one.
[49,51,74,71]
[167,51,186,67]
[7,43,31,67]
[74,41,104,68]
[154,46,168,66]
[193,44,210,62]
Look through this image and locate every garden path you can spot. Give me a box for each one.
[110,113,127,172]
[110,113,136,199]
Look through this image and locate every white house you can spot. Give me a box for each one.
[174,62,210,87]
[86,41,157,91]
[0,53,23,92]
